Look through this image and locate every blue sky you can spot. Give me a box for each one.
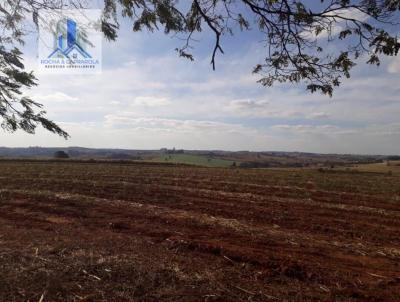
[1,2,400,154]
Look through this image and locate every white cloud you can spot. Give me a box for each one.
[303,8,369,41]
[271,122,400,139]
[309,112,330,119]
[33,92,78,103]
[301,25,343,40]
[322,7,370,22]
[104,114,251,134]
[131,96,170,107]
[124,60,137,67]
[387,56,400,74]
[225,98,303,118]
[271,124,339,134]
[365,123,400,136]
[229,99,269,110]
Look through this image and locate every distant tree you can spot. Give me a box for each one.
[1,0,400,137]
[166,148,184,154]
[54,151,69,159]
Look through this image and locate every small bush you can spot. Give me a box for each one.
[54,151,69,159]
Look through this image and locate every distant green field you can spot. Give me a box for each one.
[151,154,236,167]
[335,161,400,174]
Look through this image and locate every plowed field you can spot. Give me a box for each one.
[0,160,399,301]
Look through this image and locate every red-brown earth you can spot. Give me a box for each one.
[0,160,399,301]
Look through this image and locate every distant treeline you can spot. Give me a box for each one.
[238,162,307,168]
[160,148,184,154]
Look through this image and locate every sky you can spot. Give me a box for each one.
[1,1,400,155]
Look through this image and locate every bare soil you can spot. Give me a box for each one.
[0,161,399,301]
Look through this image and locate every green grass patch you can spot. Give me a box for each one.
[332,161,400,175]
